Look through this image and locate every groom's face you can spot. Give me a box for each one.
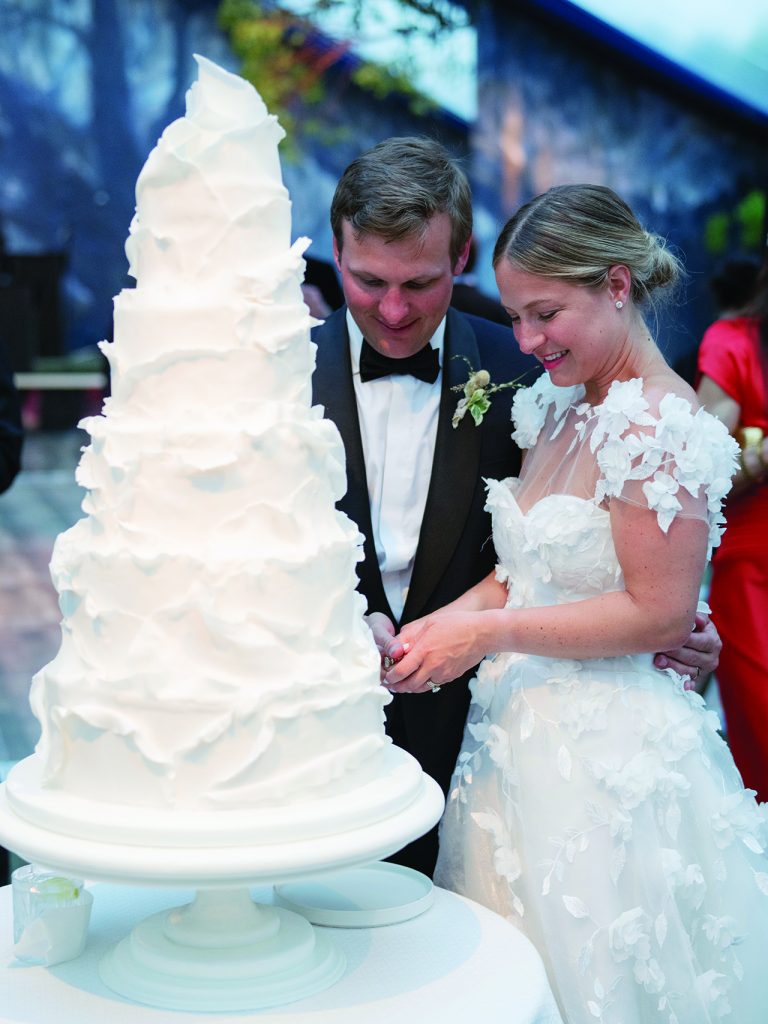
[333,213,469,359]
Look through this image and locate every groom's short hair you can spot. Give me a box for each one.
[330,136,472,266]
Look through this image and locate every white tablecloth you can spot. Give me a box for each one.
[0,882,563,1024]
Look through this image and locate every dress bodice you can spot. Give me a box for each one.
[488,483,622,609]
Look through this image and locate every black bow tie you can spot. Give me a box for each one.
[359,339,440,384]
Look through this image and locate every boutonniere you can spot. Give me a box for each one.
[451,356,528,428]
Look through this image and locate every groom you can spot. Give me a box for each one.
[311,137,720,877]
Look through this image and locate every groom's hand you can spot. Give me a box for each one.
[653,612,721,692]
[365,612,406,681]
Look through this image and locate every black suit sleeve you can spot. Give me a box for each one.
[0,347,23,493]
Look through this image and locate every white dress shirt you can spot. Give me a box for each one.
[347,310,445,621]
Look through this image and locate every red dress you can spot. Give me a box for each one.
[698,317,768,800]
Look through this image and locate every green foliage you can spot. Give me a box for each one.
[704,212,729,254]
[218,0,313,148]
[217,0,446,152]
[704,191,766,255]
[350,60,432,109]
[735,190,766,250]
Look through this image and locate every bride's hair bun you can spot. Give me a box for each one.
[493,184,683,306]
[639,231,681,299]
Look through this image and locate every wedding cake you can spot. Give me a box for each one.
[6,56,423,848]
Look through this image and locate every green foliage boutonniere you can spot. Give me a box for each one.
[451,356,528,428]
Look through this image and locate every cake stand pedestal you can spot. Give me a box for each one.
[0,772,444,1011]
[100,886,344,1011]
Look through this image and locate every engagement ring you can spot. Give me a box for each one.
[426,679,440,694]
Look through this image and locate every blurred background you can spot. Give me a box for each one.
[1,0,766,377]
[0,0,766,859]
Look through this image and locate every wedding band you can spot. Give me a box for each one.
[692,667,700,680]
[426,679,440,694]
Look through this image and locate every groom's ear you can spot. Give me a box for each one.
[453,237,472,277]
[332,235,342,273]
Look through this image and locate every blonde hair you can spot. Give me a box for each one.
[493,184,682,305]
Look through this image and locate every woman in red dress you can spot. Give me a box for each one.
[697,263,768,800]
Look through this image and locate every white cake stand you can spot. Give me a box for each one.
[0,770,444,1011]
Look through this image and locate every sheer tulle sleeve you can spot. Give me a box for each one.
[508,376,739,559]
[583,380,739,557]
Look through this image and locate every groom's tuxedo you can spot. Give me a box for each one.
[312,305,537,876]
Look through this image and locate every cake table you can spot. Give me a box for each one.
[0,880,565,1024]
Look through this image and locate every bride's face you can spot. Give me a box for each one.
[495,261,629,394]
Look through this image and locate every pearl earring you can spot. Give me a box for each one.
[615,300,624,310]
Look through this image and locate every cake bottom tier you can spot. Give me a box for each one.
[5,744,426,848]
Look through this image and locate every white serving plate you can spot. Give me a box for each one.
[274,861,434,927]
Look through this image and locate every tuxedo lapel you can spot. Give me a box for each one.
[402,309,482,623]
[312,309,394,621]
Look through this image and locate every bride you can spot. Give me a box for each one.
[384,184,768,1022]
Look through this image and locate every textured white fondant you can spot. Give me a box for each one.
[11,55,402,843]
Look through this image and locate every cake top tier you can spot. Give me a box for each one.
[125,55,291,291]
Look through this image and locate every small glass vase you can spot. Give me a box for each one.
[12,863,93,965]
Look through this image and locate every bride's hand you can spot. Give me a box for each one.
[383,611,489,694]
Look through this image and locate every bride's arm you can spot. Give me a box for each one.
[385,499,707,692]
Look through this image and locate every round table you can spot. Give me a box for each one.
[0,881,563,1024]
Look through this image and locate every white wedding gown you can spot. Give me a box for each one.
[435,375,768,1023]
